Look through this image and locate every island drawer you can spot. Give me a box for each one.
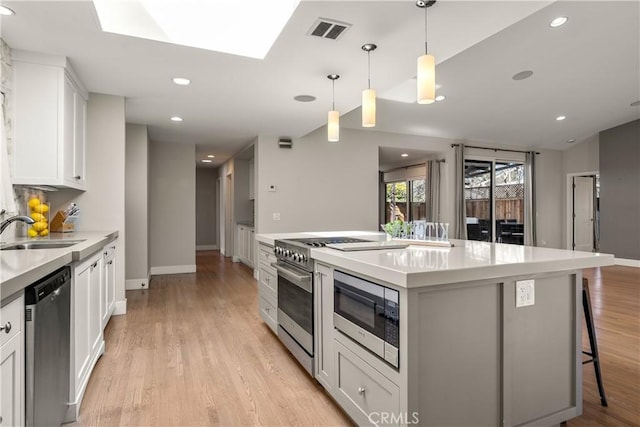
[258,244,276,268]
[259,296,277,334]
[0,293,23,347]
[334,340,399,425]
[259,267,277,300]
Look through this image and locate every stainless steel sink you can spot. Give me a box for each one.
[0,240,86,251]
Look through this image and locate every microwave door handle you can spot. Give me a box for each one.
[337,285,378,309]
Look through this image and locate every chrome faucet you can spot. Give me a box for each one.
[0,215,36,236]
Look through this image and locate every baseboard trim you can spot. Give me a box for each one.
[614,258,640,268]
[196,244,219,251]
[126,278,149,290]
[113,299,127,315]
[150,265,197,275]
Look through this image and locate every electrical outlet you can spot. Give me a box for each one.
[272,212,281,221]
[516,279,535,307]
[268,185,276,192]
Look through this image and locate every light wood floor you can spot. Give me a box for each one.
[73,253,639,426]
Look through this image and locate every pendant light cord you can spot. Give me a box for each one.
[367,50,371,89]
[424,5,429,54]
[332,79,336,110]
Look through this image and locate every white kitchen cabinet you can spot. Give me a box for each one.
[12,50,87,190]
[0,294,25,427]
[235,225,255,268]
[314,263,334,394]
[248,158,255,200]
[257,243,277,334]
[68,251,104,421]
[102,241,117,329]
[333,340,400,426]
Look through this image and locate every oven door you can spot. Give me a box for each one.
[273,262,313,355]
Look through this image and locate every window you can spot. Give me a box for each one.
[465,159,525,244]
[382,165,427,224]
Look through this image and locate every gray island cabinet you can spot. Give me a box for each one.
[256,232,614,427]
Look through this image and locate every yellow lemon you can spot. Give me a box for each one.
[27,228,38,237]
[39,229,49,237]
[28,198,41,209]
[33,204,49,214]
[30,212,46,222]
[32,221,47,232]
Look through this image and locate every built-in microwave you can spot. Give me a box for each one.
[333,270,399,368]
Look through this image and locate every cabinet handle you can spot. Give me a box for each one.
[358,387,366,395]
[0,321,11,334]
[74,175,82,180]
[265,306,270,313]
[108,260,113,265]
[91,261,98,269]
[103,251,108,256]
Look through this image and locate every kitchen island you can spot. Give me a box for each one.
[255,232,614,427]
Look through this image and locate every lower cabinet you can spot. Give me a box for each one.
[314,263,334,393]
[334,340,400,426]
[235,225,255,268]
[67,250,105,421]
[101,241,116,328]
[257,243,277,333]
[0,294,25,427]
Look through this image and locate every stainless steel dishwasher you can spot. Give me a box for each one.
[25,266,71,427]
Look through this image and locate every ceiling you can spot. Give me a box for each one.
[2,1,638,168]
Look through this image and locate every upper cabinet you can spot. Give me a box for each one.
[12,50,87,190]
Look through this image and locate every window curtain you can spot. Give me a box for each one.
[453,144,467,239]
[524,151,537,246]
[427,160,441,222]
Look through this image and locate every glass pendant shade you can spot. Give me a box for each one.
[362,88,376,127]
[417,53,435,104]
[327,110,339,142]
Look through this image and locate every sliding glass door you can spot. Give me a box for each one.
[465,160,525,244]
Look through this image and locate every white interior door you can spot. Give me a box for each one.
[573,176,594,251]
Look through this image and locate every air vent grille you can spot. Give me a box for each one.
[26,307,32,322]
[307,18,351,40]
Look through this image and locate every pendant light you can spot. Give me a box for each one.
[327,74,340,142]
[361,43,377,127]
[416,0,436,104]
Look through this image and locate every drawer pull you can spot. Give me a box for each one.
[358,386,366,395]
[74,175,82,180]
[1,322,11,334]
[265,306,270,313]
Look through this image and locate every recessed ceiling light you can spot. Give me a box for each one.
[207,155,215,158]
[172,77,191,85]
[549,16,568,28]
[201,159,212,163]
[631,100,640,107]
[294,95,316,102]
[401,153,409,157]
[0,5,15,15]
[556,115,566,121]
[435,95,446,102]
[567,139,575,144]
[512,70,534,81]
[170,116,183,122]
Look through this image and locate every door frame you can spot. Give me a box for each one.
[565,171,598,251]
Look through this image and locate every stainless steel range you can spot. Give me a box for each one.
[272,237,368,375]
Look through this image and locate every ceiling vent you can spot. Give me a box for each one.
[307,18,351,40]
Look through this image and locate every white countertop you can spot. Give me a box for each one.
[1,230,118,301]
[256,231,615,288]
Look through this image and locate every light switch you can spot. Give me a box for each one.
[516,279,535,308]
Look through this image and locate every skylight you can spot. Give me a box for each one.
[92,0,301,59]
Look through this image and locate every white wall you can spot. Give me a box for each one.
[218,158,234,256]
[196,167,218,249]
[255,127,455,234]
[125,124,149,288]
[149,141,196,274]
